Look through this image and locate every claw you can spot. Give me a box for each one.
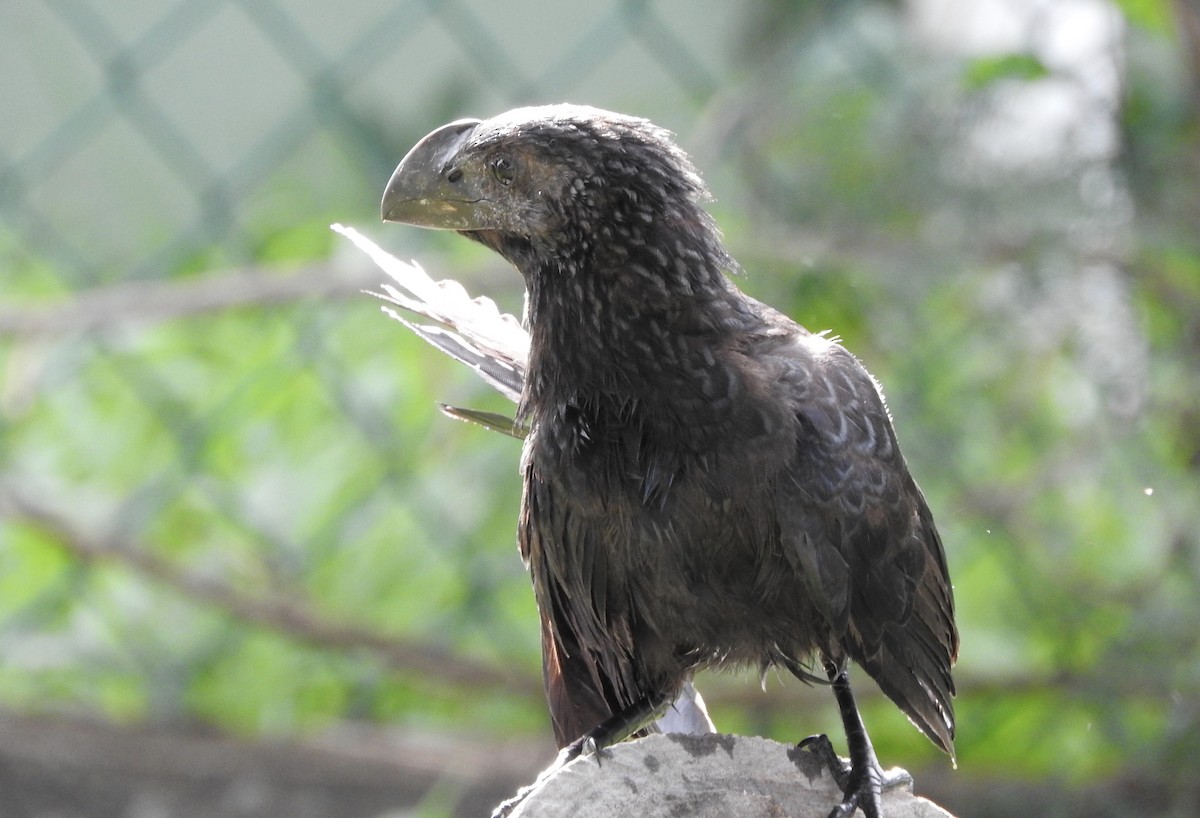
[798,733,880,817]
[798,733,851,791]
[797,733,912,818]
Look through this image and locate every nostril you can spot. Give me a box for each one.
[446,167,463,184]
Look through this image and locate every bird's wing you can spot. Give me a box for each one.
[775,335,958,754]
[333,223,528,402]
[521,463,645,747]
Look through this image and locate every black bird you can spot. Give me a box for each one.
[380,105,957,818]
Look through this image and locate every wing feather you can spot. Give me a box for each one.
[780,339,958,753]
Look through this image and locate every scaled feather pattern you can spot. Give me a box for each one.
[333,221,717,734]
[370,104,958,818]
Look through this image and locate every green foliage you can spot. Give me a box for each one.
[0,230,541,739]
[962,54,1050,90]
[1114,0,1176,33]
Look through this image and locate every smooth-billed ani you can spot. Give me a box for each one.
[380,104,957,818]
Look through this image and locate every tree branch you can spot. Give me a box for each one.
[0,485,539,697]
[0,261,374,337]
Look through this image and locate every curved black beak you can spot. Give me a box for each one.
[381,118,485,229]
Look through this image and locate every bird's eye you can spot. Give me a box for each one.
[491,156,515,186]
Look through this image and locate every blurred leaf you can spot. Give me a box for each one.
[1114,0,1175,33]
[255,219,338,266]
[963,53,1050,90]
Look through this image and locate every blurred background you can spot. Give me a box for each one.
[1,0,1197,816]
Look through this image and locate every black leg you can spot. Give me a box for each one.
[492,693,668,818]
[561,692,667,763]
[797,658,910,818]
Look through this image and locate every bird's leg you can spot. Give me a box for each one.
[797,659,911,818]
[563,691,668,762]
[491,693,668,818]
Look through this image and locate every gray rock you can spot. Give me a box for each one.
[508,733,955,818]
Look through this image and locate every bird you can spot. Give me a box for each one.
[379,104,958,818]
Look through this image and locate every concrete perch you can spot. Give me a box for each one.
[507,733,955,818]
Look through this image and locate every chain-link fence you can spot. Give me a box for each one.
[2,2,1198,817]
[0,0,740,286]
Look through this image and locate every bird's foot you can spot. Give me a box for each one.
[796,734,911,818]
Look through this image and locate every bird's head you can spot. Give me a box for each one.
[381,104,727,274]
